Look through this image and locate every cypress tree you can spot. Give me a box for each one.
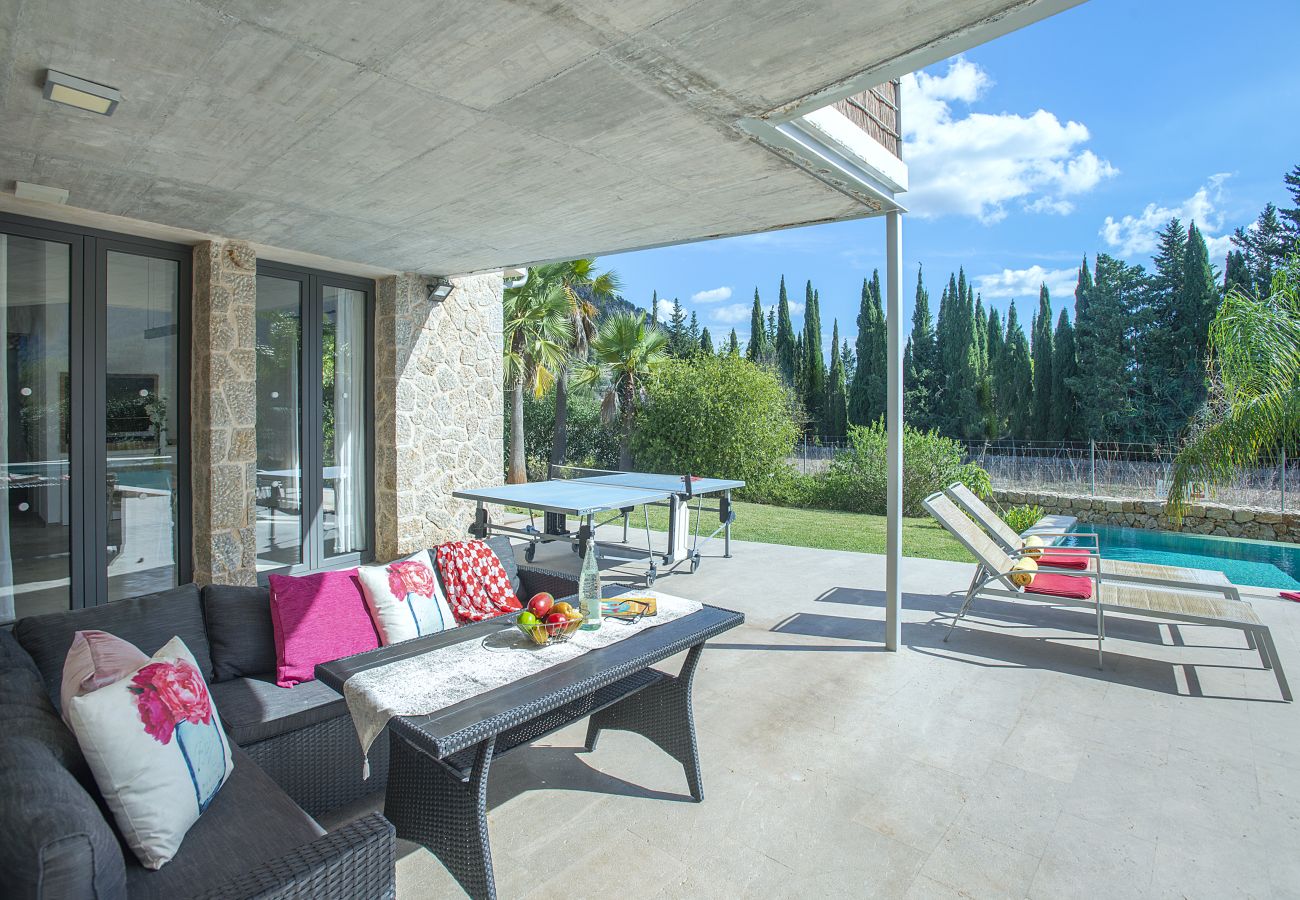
[1050,308,1080,441]
[746,288,766,362]
[974,294,994,438]
[825,319,849,439]
[649,289,659,326]
[766,306,777,348]
[802,282,826,434]
[668,298,688,356]
[1171,222,1219,428]
[903,266,938,430]
[775,276,796,383]
[842,339,856,387]
[935,270,980,438]
[794,332,806,422]
[1232,203,1288,296]
[727,328,740,356]
[1137,218,1187,437]
[1070,254,1143,440]
[687,310,701,349]
[1031,284,1054,439]
[849,272,887,425]
[986,307,1006,437]
[699,326,713,355]
[1224,250,1251,296]
[1002,302,1034,440]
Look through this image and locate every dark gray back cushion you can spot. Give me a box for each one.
[202,585,277,682]
[0,734,127,900]
[0,627,40,677]
[14,584,212,711]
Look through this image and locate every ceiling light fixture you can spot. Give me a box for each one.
[14,181,69,205]
[43,69,121,116]
[427,277,455,303]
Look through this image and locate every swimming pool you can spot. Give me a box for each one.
[1059,523,1300,590]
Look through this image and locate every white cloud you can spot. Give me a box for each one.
[709,303,752,324]
[1100,173,1232,258]
[654,298,676,321]
[690,286,732,303]
[974,265,1079,301]
[901,57,1117,223]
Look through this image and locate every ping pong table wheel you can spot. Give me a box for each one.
[646,565,657,587]
[690,553,701,574]
[524,542,536,563]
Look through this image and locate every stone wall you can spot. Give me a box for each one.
[191,241,259,585]
[373,272,503,560]
[993,488,1300,544]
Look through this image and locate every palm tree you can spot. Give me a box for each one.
[1167,256,1300,517]
[574,311,669,470]
[532,260,621,470]
[503,274,572,483]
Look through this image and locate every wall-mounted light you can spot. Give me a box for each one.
[43,69,121,116]
[503,266,528,289]
[14,181,69,205]
[427,277,455,303]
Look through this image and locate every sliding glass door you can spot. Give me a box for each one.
[0,215,190,622]
[255,264,372,575]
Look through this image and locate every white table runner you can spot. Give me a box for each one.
[342,591,703,775]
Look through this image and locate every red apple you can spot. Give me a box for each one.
[528,592,555,618]
[544,611,568,634]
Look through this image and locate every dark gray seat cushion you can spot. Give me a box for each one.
[123,746,323,900]
[202,584,277,682]
[14,584,213,711]
[209,676,347,746]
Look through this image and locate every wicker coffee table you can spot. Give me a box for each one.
[316,595,743,899]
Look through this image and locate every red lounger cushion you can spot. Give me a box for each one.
[1038,551,1090,570]
[1024,572,1094,600]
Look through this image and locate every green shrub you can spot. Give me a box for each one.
[632,356,798,497]
[505,386,620,478]
[1002,504,1043,534]
[746,466,826,508]
[822,423,991,516]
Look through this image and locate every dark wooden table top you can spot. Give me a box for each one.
[316,597,743,759]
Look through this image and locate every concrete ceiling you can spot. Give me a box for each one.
[0,0,1080,275]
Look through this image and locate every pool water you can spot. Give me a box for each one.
[1060,523,1300,590]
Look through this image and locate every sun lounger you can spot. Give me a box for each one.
[944,483,1242,602]
[923,491,1290,701]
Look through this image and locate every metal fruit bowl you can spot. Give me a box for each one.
[515,616,582,646]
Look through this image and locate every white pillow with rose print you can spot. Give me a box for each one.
[66,635,234,869]
[357,549,456,645]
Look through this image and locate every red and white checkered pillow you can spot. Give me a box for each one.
[434,540,522,623]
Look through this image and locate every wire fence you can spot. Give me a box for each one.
[787,437,1299,511]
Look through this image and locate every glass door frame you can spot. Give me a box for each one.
[256,260,374,577]
[0,212,192,610]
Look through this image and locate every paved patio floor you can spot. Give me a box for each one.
[326,534,1300,898]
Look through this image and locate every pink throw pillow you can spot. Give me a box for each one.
[61,630,151,725]
[267,570,378,687]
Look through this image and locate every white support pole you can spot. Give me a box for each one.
[885,210,904,652]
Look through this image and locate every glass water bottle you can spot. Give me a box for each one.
[578,544,602,631]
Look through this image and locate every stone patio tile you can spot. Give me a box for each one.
[1151,818,1275,900]
[920,826,1042,900]
[1028,812,1155,899]
[951,761,1064,856]
[850,759,971,853]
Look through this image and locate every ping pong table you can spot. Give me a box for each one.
[452,467,744,585]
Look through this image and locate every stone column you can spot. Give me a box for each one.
[374,272,503,561]
[191,241,259,585]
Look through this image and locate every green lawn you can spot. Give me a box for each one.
[634,499,973,562]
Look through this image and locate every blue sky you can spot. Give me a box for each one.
[601,0,1300,352]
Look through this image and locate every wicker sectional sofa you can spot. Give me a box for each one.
[0,536,575,899]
